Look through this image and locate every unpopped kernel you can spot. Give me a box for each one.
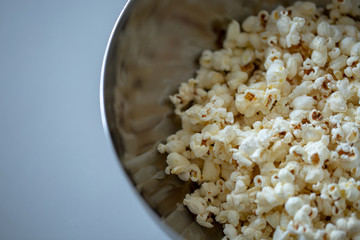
[158,1,360,239]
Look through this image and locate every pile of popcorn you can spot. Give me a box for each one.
[158,0,360,239]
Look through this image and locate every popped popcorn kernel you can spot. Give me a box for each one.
[158,1,360,239]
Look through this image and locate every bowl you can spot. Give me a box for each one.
[100,0,329,239]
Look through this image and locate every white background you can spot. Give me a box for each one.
[0,0,170,239]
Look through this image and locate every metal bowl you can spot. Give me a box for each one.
[100,0,328,239]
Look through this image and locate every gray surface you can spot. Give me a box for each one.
[0,0,170,239]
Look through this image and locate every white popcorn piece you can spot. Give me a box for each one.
[336,78,356,101]
[265,211,280,229]
[335,218,348,231]
[302,165,325,184]
[311,49,328,67]
[202,159,220,181]
[211,125,236,145]
[310,36,327,51]
[336,143,360,170]
[326,37,336,52]
[164,140,186,154]
[291,95,316,110]
[278,168,295,183]
[242,15,263,33]
[327,91,348,113]
[200,182,220,197]
[317,21,332,38]
[328,183,341,201]
[293,204,318,224]
[273,226,290,240]
[338,177,360,202]
[165,152,191,175]
[190,133,208,158]
[303,138,330,167]
[301,124,325,142]
[264,47,282,70]
[240,48,255,66]
[232,150,254,169]
[226,71,248,90]
[288,81,311,100]
[285,196,303,217]
[271,141,289,162]
[329,230,347,240]
[329,55,348,71]
[266,61,289,88]
[331,25,344,43]
[276,12,291,37]
[347,213,360,234]
[227,210,240,227]
[294,1,317,14]
[224,224,238,240]
[212,49,232,71]
[255,186,283,215]
[279,211,292,230]
[340,37,356,56]
[285,53,303,79]
[285,17,305,47]
[224,20,241,49]
[274,182,295,200]
[183,193,207,215]
[196,69,225,89]
[201,123,220,140]
[342,122,359,143]
[351,42,360,57]
[329,47,341,60]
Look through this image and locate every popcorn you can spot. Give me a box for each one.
[285,53,303,79]
[317,21,332,38]
[310,36,327,51]
[327,91,348,113]
[302,165,325,184]
[285,197,303,217]
[200,182,220,197]
[224,20,241,49]
[285,17,305,47]
[265,61,289,88]
[329,229,347,240]
[164,139,186,154]
[165,152,191,175]
[303,137,331,167]
[329,47,341,60]
[278,168,295,183]
[159,1,360,239]
[190,133,208,158]
[183,193,207,215]
[274,182,295,200]
[226,71,248,90]
[223,224,238,240]
[311,49,328,67]
[293,204,318,225]
[242,15,263,33]
[291,95,316,110]
[339,37,356,56]
[196,69,225,89]
[212,49,232,71]
[202,159,221,181]
[329,55,348,71]
[265,211,280,229]
[351,42,360,57]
